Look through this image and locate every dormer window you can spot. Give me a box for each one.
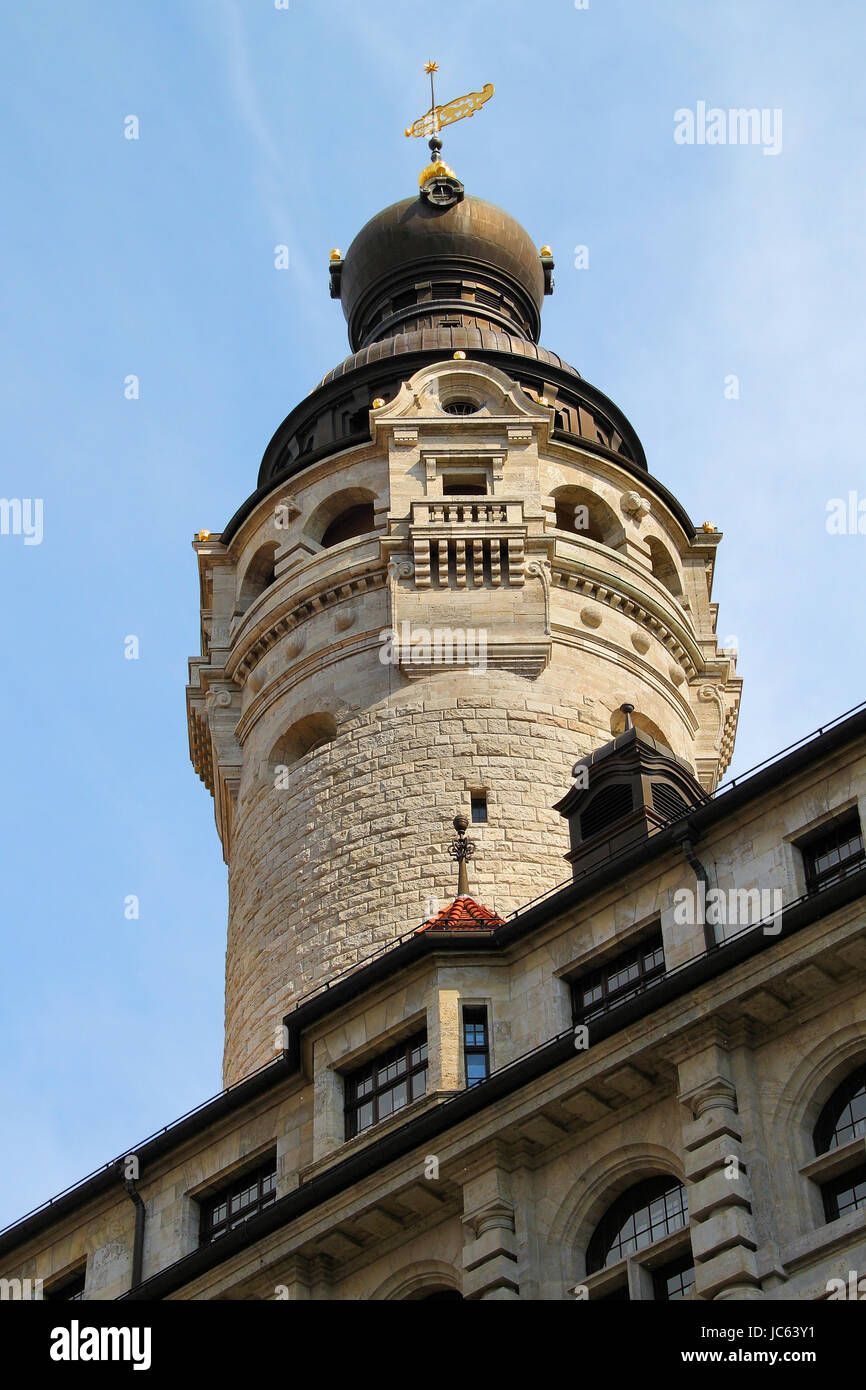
[799,812,864,894]
[345,1032,428,1139]
[199,1157,277,1245]
[571,928,665,1024]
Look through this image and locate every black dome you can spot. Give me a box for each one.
[335,194,548,351]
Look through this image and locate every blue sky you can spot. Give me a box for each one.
[1,0,864,1229]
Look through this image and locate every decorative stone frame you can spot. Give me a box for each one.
[548,1142,686,1296]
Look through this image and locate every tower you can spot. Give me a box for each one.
[187,106,741,1088]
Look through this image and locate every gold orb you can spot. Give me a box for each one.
[372,397,385,409]
[702,520,716,532]
[197,529,210,542]
[538,396,550,407]
[329,248,342,261]
[453,350,467,360]
[540,245,553,257]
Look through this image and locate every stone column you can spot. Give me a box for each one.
[460,1146,521,1299]
[675,1031,763,1299]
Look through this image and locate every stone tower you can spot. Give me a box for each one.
[187,163,741,1087]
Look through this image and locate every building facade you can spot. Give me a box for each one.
[1,158,864,1304]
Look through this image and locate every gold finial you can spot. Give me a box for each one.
[540,245,552,257]
[197,529,210,542]
[424,60,438,76]
[453,350,467,360]
[372,397,385,409]
[418,157,456,188]
[702,520,716,533]
[329,248,341,261]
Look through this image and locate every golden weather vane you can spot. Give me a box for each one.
[404,62,494,205]
[404,60,495,140]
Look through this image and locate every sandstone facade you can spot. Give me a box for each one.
[187,359,741,1085]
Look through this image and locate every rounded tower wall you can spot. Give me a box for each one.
[189,361,741,1085]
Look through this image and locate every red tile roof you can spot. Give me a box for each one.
[415,895,505,933]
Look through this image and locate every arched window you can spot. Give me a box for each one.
[270,713,337,775]
[305,488,378,550]
[321,503,375,548]
[551,485,625,549]
[646,537,683,598]
[586,1176,694,1300]
[813,1066,866,1222]
[237,542,278,615]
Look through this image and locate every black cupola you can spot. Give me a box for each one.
[554,708,708,878]
[330,193,553,351]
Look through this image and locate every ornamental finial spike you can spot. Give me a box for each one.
[448,812,476,897]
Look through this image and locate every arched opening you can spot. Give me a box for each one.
[306,487,378,549]
[586,1176,693,1300]
[551,485,624,549]
[321,503,376,548]
[270,713,337,771]
[237,542,278,614]
[646,536,683,598]
[812,1065,866,1224]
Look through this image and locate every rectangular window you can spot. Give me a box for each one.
[821,1164,866,1224]
[462,1006,489,1088]
[470,793,488,824]
[199,1158,277,1245]
[571,930,665,1024]
[345,1032,428,1139]
[45,1269,86,1301]
[802,813,865,893]
[652,1256,696,1301]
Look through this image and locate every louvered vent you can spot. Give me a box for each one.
[651,782,690,822]
[579,783,634,841]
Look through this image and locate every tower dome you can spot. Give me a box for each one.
[332,193,551,350]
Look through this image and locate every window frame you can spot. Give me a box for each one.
[198,1156,278,1245]
[344,1030,428,1140]
[571,928,666,1025]
[581,1212,694,1301]
[813,1065,866,1154]
[799,811,865,895]
[462,1006,490,1088]
[807,1065,866,1226]
[470,792,488,824]
[820,1164,866,1224]
[586,1175,690,1274]
[44,1267,87,1301]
